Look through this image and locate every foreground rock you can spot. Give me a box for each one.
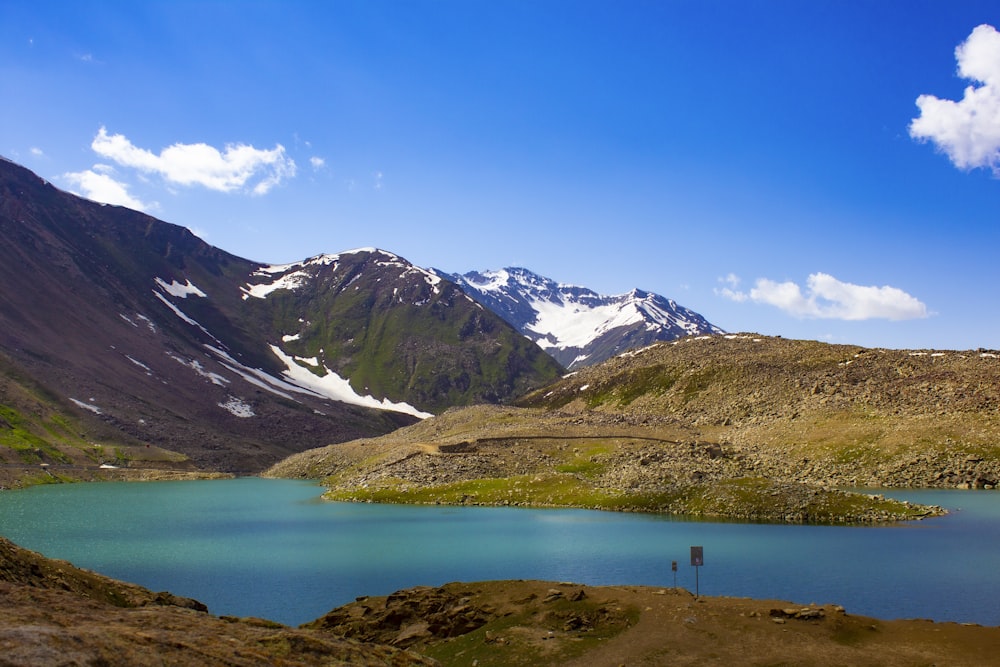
[0,537,435,666]
[310,580,1000,667]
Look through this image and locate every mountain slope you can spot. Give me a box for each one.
[0,158,560,477]
[445,267,723,369]
[240,249,563,414]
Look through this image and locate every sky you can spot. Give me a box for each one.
[2,1,1000,351]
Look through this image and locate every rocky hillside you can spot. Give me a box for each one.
[265,405,944,523]
[0,536,435,666]
[267,334,1000,522]
[0,158,560,481]
[518,334,1000,489]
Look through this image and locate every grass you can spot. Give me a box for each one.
[321,471,933,523]
[0,405,75,464]
[16,471,78,486]
[324,472,644,510]
[582,365,681,409]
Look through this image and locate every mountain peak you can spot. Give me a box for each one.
[447,268,724,370]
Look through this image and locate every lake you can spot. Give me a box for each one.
[0,478,997,627]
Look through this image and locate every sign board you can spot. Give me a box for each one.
[690,546,704,567]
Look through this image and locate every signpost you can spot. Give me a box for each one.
[671,560,677,589]
[690,546,703,597]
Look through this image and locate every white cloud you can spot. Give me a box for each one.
[63,168,153,211]
[717,272,928,321]
[714,273,748,302]
[29,147,44,157]
[90,127,296,194]
[910,24,1000,174]
[310,156,325,169]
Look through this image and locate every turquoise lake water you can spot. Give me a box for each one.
[0,478,997,627]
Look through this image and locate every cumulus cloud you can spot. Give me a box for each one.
[310,156,326,169]
[910,24,1000,174]
[90,127,296,194]
[63,167,153,212]
[715,273,748,302]
[717,273,928,321]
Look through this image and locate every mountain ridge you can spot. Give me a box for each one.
[443,266,724,369]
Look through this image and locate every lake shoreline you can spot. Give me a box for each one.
[1,461,956,524]
[2,532,999,667]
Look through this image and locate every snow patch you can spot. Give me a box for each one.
[125,355,151,372]
[269,345,432,418]
[242,269,311,299]
[243,248,441,300]
[218,396,255,418]
[203,345,297,400]
[155,277,206,298]
[121,312,157,332]
[527,298,643,349]
[167,353,229,386]
[242,253,345,299]
[70,398,102,414]
[136,314,157,332]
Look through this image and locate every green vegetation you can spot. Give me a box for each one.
[321,472,935,524]
[323,473,628,509]
[0,404,75,463]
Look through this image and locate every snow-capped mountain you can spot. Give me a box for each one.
[447,267,724,369]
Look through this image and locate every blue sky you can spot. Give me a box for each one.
[2,1,999,351]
